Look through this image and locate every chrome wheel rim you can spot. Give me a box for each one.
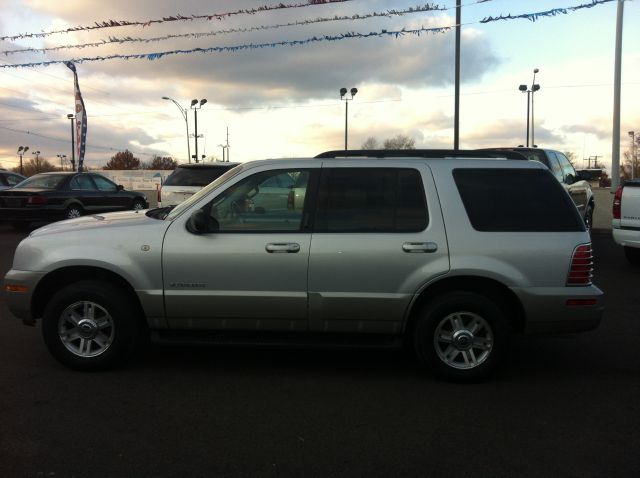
[133,202,145,211]
[434,311,493,370]
[67,208,81,219]
[58,301,115,358]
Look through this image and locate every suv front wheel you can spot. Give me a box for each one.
[413,291,508,381]
[42,280,142,371]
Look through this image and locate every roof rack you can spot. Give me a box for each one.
[314,149,528,160]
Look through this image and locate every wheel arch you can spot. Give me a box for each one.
[404,275,525,337]
[31,266,146,324]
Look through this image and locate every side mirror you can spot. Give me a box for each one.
[117,184,124,191]
[565,174,576,185]
[186,209,219,234]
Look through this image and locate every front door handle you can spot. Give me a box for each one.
[266,243,301,253]
[402,242,438,253]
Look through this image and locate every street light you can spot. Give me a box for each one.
[162,96,191,164]
[218,144,228,162]
[531,68,540,147]
[56,154,67,171]
[31,150,41,173]
[630,131,637,179]
[340,87,357,150]
[17,146,29,175]
[190,99,207,163]
[518,69,540,148]
[67,114,76,170]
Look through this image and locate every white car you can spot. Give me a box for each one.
[158,163,239,207]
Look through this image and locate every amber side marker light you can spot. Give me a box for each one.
[566,299,597,306]
[5,284,28,293]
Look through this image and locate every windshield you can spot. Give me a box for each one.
[15,174,66,189]
[165,164,245,221]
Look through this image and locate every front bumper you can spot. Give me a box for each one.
[513,284,604,334]
[3,269,47,324]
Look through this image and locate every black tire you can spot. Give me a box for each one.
[64,204,84,219]
[132,199,146,211]
[624,246,640,266]
[412,291,508,382]
[584,204,594,232]
[41,280,141,371]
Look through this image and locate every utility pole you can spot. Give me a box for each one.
[226,127,230,162]
[611,0,624,190]
[454,0,461,149]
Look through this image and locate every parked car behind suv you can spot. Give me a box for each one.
[0,171,148,229]
[3,150,603,381]
[158,162,239,207]
[479,148,595,230]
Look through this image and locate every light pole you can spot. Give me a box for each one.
[17,146,29,175]
[531,68,540,147]
[67,114,76,170]
[31,150,41,173]
[56,154,67,171]
[518,69,540,148]
[190,99,207,163]
[162,96,191,163]
[218,144,227,162]
[340,87,357,150]
[629,131,637,179]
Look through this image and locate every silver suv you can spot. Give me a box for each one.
[3,150,603,381]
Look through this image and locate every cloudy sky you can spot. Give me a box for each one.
[0,0,638,172]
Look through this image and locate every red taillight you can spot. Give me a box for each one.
[612,185,623,219]
[567,244,594,286]
[566,299,597,306]
[27,196,47,205]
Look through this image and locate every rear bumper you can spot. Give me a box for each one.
[0,207,64,222]
[513,284,604,334]
[612,227,640,249]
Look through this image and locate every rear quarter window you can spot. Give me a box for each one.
[453,168,584,232]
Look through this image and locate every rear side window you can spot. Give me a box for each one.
[453,168,584,232]
[315,168,428,232]
[164,167,233,187]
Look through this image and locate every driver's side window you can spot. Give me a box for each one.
[209,169,311,232]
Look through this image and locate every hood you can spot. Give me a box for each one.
[30,209,161,237]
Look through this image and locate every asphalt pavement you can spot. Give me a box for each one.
[0,225,638,478]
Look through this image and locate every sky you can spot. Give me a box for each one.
[0,0,638,172]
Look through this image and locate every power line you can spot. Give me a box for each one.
[0,4,446,57]
[0,0,354,42]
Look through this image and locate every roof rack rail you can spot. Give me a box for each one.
[315,149,528,160]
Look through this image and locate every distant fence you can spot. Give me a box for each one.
[97,170,173,191]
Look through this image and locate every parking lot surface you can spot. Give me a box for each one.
[0,224,638,477]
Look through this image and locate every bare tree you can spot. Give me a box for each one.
[361,137,379,149]
[104,150,141,170]
[383,134,415,150]
[143,156,178,170]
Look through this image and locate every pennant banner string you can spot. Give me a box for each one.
[0,0,617,69]
[1,4,447,57]
[0,0,353,42]
[480,0,615,23]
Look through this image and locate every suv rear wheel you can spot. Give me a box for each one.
[42,280,142,370]
[413,291,508,381]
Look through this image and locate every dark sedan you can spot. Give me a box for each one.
[0,172,148,228]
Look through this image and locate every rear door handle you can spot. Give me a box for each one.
[402,242,438,253]
[266,243,301,253]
